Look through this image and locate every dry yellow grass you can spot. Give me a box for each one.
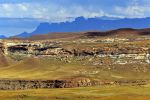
[0,56,149,80]
[0,86,150,100]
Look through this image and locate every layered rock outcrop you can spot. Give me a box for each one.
[1,39,149,64]
[0,79,147,90]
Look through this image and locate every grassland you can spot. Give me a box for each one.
[0,56,149,80]
[0,86,150,100]
[0,36,150,99]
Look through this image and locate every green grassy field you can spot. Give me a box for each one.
[0,86,150,100]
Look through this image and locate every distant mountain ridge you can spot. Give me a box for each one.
[16,16,150,38]
[0,35,6,39]
[23,28,150,40]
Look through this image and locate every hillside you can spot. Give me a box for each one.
[0,28,149,90]
[0,51,8,67]
[1,32,150,80]
[0,47,13,67]
[25,28,150,40]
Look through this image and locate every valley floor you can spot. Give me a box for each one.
[0,86,150,100]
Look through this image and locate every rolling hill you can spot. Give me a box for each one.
[25,28,150,40]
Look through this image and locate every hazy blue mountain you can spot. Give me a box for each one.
[0,35,6,39]
[15,32,30,38]
[16,17,150,38]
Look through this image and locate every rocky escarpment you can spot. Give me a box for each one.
[0,78,147,90]
[0,78,100,90]
[0,80,66,90]
[1,38,150,64]
[2,39,150,56]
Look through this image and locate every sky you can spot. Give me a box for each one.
[0,0,150,36]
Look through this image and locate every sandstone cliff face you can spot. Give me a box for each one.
[1,39,150,64]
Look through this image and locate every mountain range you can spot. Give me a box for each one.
[0,35,6,39]
[9,16,150,38]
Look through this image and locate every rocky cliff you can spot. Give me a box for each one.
[1,38,150,65]
[0,78,147,90]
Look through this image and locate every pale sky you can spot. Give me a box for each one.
[0,0,150,36]
[0,0,150,21]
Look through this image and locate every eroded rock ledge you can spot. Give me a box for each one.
[0,79,147,90]
[0,39,150,64]
[0,78,100,90]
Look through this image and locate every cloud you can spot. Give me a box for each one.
[114,0,150,18]
[115,6,145,18]
[0,2,108,22]
[0,0,150,22]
